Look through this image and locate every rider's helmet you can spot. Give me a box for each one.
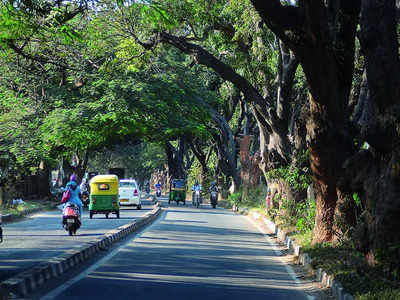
[195,180,199,186]
[70,174,77,182]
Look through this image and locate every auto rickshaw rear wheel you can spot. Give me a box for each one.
[89,211,93,219]
[105,213,109,219]
[116,211,120,218]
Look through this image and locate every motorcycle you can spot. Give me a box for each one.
[193,190,201,208]
[62,203,81,236]
[210,190,218,208]
[156,187,161,197]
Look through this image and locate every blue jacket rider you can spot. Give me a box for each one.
[63,175,83,219]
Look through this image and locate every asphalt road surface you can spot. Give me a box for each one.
[0,198,156,282]
[37,198,315,300]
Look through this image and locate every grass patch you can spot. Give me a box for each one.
[292,230,313,248]
[304,244,400,300]
[0,200,53,217]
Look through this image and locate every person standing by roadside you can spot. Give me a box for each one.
[266,188,272,212]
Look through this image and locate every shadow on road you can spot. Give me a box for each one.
[166,208,230,216]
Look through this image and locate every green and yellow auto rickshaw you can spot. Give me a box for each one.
[168,179,186,205]
[89,175,120,219]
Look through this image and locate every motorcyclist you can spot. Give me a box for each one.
[79,178,89,206]
[192,180,202,203]
[80,178,88,194]
[209,180,218,193]
[155,181,162,190]
[156,182,161,197]
[145,181,150,193]
[209,180,218,202]
[62,174,83,221]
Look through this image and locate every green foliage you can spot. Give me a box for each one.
[88,142,166,184]
[241,185,267,208]
[266,167,312,191]
[353,192,361,207]
[295,199,316,233]
[186,159,202,192]
[228,191,242,207]
[267,207,279,222]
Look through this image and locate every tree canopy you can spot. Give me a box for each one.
[1,0,399,266]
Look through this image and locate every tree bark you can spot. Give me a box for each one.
[251,0,360,243]
[189,140,209,177]
[194,97,241,192]
[164,139,187,180]
[238,135,262,189]
[356,0,400,264]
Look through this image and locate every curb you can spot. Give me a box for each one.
[1,204,162,297]
[249,211,354,300]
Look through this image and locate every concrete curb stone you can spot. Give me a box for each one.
[1,204,161,297]
[249,211,354,300]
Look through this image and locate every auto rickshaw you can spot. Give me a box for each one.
[89,174,120,219]
[168,179,186,205]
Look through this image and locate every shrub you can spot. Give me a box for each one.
[241,184,267,208]
[228,191,242,207]
[265,167,312,192]
[295,198,316,233]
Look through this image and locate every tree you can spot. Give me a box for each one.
[347,0,400,264]
[0,2,213,196]
[250,0,361,243]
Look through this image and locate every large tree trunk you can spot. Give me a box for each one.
[165,139,187,180]
[251,1,360,243]
[238,135,262,189]
[356,0,400,264]
[37,161,52,199]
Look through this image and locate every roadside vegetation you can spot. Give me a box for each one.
[0,200,54,218]
[227,178,400,300]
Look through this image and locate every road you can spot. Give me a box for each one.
[36,197,315,300]
[0,198,156,282]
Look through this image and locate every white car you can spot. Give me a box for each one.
[119,179,142,209]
